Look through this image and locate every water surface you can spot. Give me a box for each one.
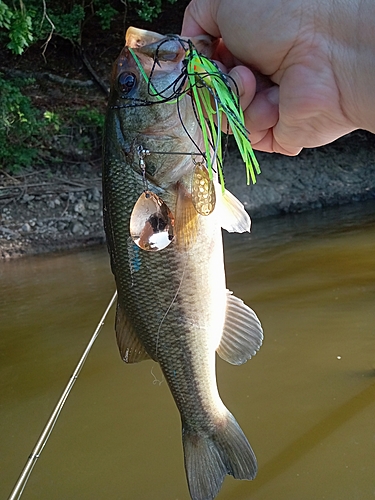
[1,201,375,500]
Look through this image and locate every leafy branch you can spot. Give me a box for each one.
[0,0,178,55]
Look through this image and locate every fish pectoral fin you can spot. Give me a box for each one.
[115,301,151,363]
[217,290,263,365]
[183,411,257,500]
[175,182,199,251]
[216,185,251,233]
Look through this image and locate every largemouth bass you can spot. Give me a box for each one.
[102,27,263,500]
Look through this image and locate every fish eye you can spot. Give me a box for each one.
[118,72,137,95]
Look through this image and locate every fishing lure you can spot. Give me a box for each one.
[184,45,260,187]
[127,37,260,191]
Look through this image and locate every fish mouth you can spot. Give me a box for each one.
[110,28,188,107]
[113,27,218,111]
[126,27,166,49]
[126,26,218,58]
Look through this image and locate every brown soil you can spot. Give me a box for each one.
[0,163,104,259]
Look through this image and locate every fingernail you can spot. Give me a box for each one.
[266,86,279,105]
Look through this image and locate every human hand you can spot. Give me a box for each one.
[182,0,374,155]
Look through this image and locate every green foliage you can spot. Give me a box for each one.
[0,1,33,55]
[7,8,33,54]
[0,74,105,172]
[0,1,13,29]
[0,0,180,171]
[44,110,61,131]
[48,4,85,43]
[0,74,40,172]
[95,3,118,30]
[129,0,177,22]
[0,0,180,54]
[75,107,105,129]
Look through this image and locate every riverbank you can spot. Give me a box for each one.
[0,162,104,259]
[226,130,375,217]
[1,130,374,259]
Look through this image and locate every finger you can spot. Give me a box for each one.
[243,86,279,142]
[212,59,227,74]
[227,67,279,152]
[239,86,302,155]
[182,0,221,38]
[249,129,276,153]
[251,130,302,155]
[217,66,256,133]
[181,15,207,37]
[228,66,256,112]
[214,41,243,69]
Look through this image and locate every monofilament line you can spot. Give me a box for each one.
[7,290,118,500]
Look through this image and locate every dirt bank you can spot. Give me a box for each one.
[226,130,375,217]
[0,162,104,259]
[1,130,374,259]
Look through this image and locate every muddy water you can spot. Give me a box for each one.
[1,201,375,500]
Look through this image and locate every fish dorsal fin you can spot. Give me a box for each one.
[175,182,199,251]
[115,301,152,363]
[216,185,251,233]
[217,290,263,365]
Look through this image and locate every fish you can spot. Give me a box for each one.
[102,26,263,500]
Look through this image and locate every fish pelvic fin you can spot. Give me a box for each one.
[217,290,263,365]
[182,412,257,500]
[175,182,199,251]
[115,300,152,363]
[216,185,251,233]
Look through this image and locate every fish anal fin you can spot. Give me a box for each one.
[183,411,257,500]
[175,183,199,251]
[115,301,151,363]
[216,185,251,233]
[217,290,263,365]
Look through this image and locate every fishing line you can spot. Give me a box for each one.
[139,149,204,156]
[176,95,206,159]
[154,254,188,361]
[7,290,118,500]
[114,38,261,189]
[210,92,222,181]
[189,87,217,165]
[117,41,236,184]
[150,364,164,386]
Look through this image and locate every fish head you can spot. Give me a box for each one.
[111,28,185,108]
[106,28,217,186]
[111,27,216,107]
[109,27,214,141]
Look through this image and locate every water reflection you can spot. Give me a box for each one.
[1,201,375,499]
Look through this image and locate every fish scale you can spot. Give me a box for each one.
[102,26,263,500]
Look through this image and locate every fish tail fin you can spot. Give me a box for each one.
[182,412,257,500]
